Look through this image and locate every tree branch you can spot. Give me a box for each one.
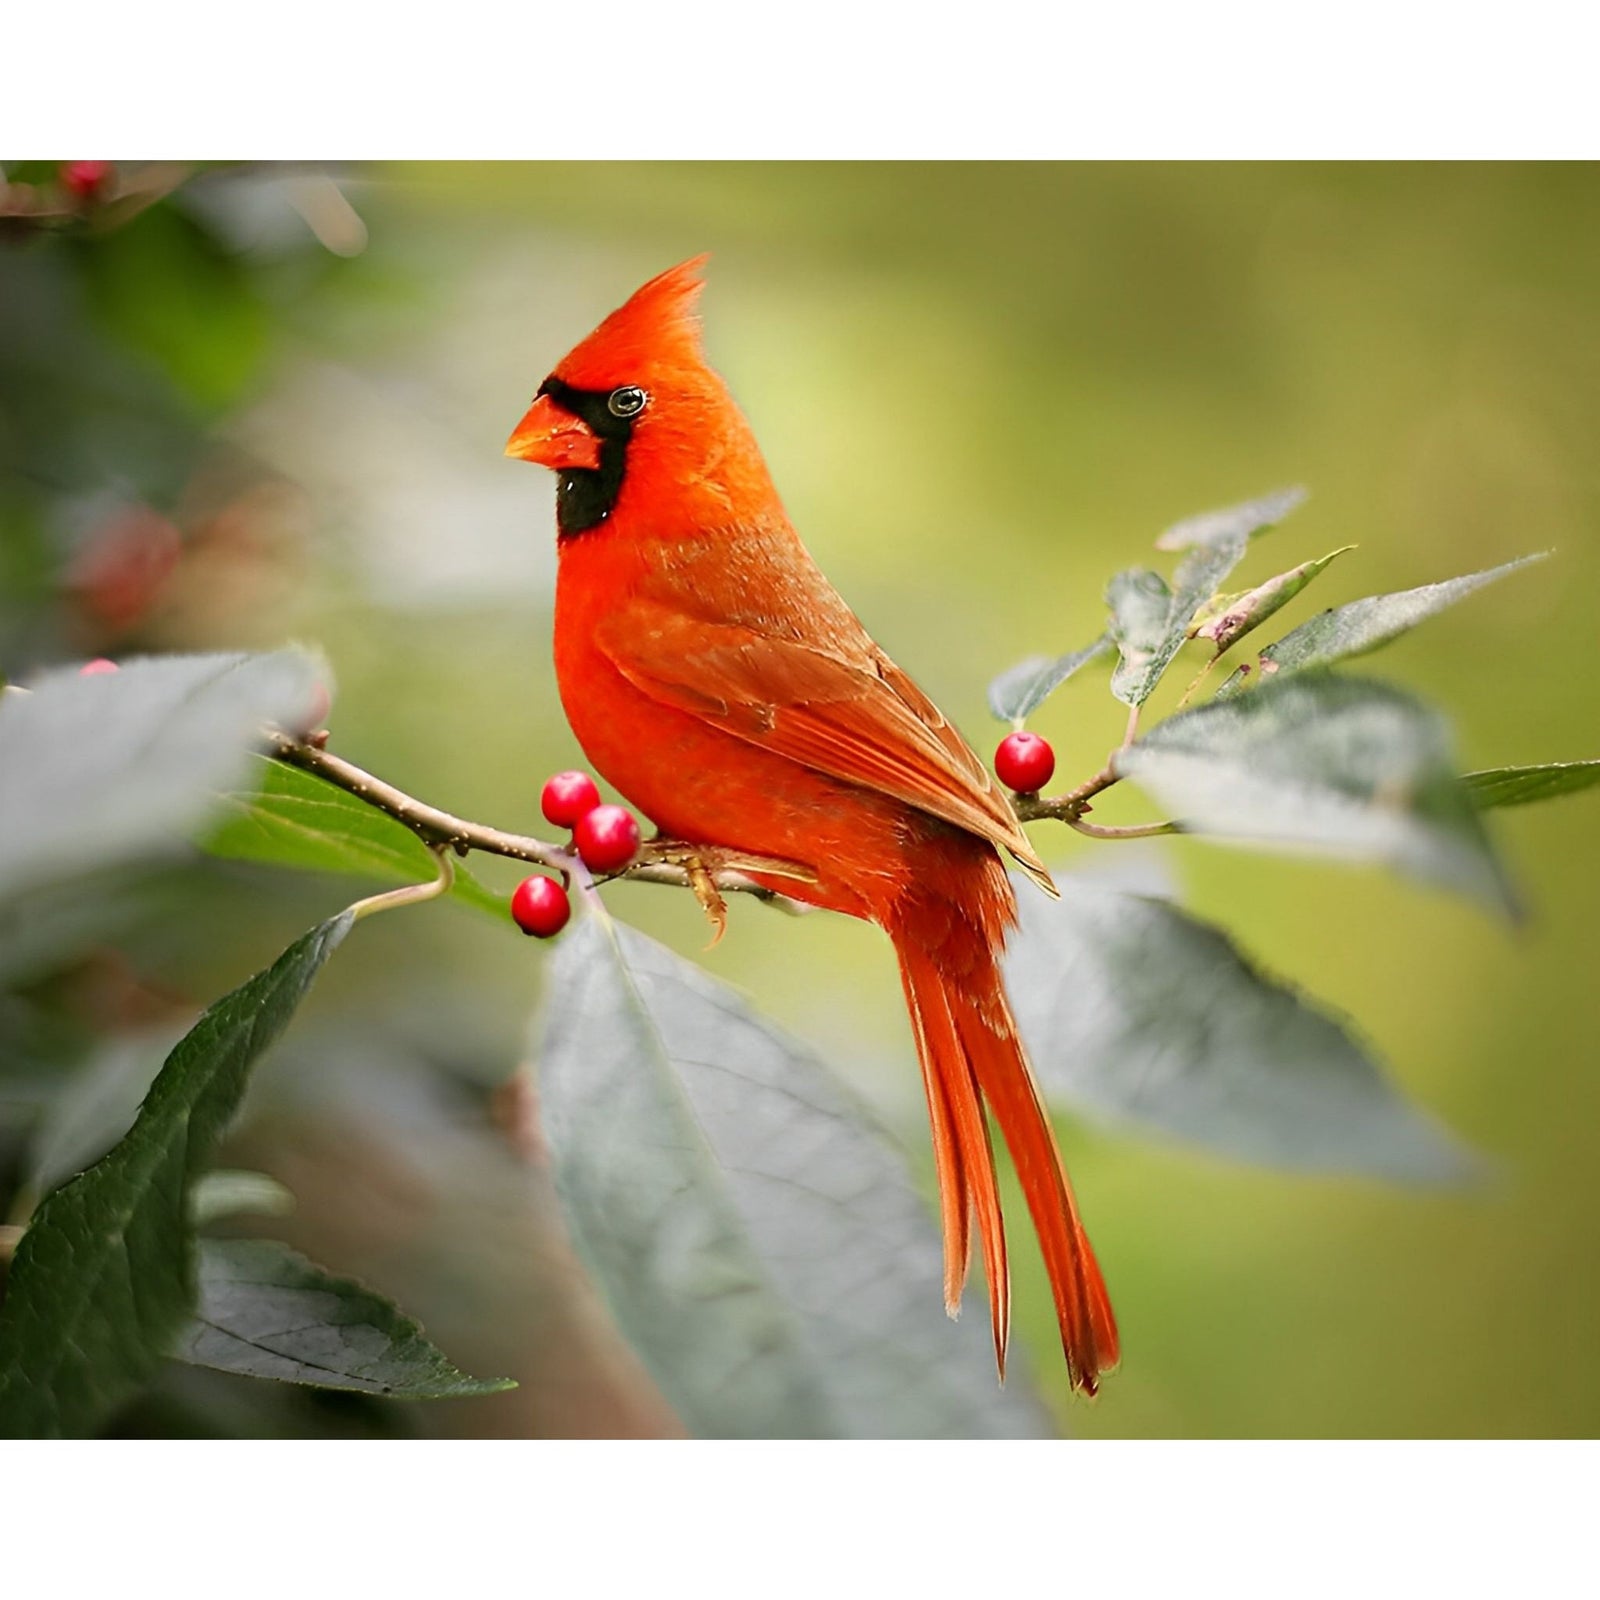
[266,731,819,911]
[265,725,1179,916]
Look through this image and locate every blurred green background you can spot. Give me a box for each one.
[2,161,1596,1437]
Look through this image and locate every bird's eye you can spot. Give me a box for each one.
[606,385,648,419]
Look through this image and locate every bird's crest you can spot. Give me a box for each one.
[554,255,710,391]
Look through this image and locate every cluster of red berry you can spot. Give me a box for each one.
[510,771,642,939]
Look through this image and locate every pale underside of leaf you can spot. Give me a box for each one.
[1006,876,1478,1182]
[987,636,1112,723]
[1115,674,1516,917]
[1155,485,1308,552]
[535,916,1051,1440]
[1191,546,1357,656]
[1111,535,1251,706]
[1217,552,1549,693]
[0,651,321,907]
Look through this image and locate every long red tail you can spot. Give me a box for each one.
[895,929,1118,1394]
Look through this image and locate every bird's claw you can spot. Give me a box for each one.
[685,856,729,948]
[640,839,730,946]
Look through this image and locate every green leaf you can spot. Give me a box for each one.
[1463,760,1600,810]
[1106,568,1172,702]
[1006,875,1477,1182]
[0,914,351,1438]
[76,202,269,413]
[987,636,1111,723]
[205,755,504,918]
[534,917,1050,1439]
[1225,553,1548,687]
[0,651,321,907]
[1115,674,1516,916]
[1154,485,1307,552]
[1190,546,1357,656]
[1110,534,1252,706]
[176,1239,514,1399]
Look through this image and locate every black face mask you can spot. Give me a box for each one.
[536,376,647,536]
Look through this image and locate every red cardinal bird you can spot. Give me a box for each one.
[506,257,1117,1393]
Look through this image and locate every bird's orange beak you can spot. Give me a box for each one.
[504,394,603,472]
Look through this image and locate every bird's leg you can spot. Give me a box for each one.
[635,838,817,945]
[687,856,729,947]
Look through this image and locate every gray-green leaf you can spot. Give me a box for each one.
[1110,535,1252,706]
[1006,877,1476,1182]
[534,916,1050,1439]
[1154,485,1307,552]
[0,651,321,907]
[205,754,504,919]
[1115,674,1516,916]
[176,1239,513,1399]
[1464,760,1600,810]
[1229,552,1548,685]
[0,914,351,1438]
[1190,546,1357,656]
[987,636,1112,723]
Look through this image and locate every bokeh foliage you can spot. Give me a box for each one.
[2,162,1597,1437]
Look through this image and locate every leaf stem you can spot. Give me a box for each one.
[347,843,455,922]
[1175,655,1220,710]
[1069,818,1182,840]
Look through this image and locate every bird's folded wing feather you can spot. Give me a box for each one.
[594,598,1054,890]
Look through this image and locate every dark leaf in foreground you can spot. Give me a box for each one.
[1219,553,1548,690]
[1155,485,1307,552]
[987,636,1112,723]
[535,916,1050,1439]
[1006,876,1477,1183]
[176,1239,513,1399]
[1116,674,1516,916]
[0,651,320,906]
[0,915,351,1438]
[1464,760,1600,810]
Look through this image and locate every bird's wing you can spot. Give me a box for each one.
[594,597,1055,893]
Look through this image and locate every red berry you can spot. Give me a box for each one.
[61,161,113,203]
[541,769,601,829]
[79,658,119,676]
[995,731,1056,793]
[574,804,641,874]
[510,874,570,938]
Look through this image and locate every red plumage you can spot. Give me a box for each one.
[507,257,1118,1393]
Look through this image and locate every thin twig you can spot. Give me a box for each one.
[267,732,815,909]
[269,732,567,869]
[266,718,1183,924]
